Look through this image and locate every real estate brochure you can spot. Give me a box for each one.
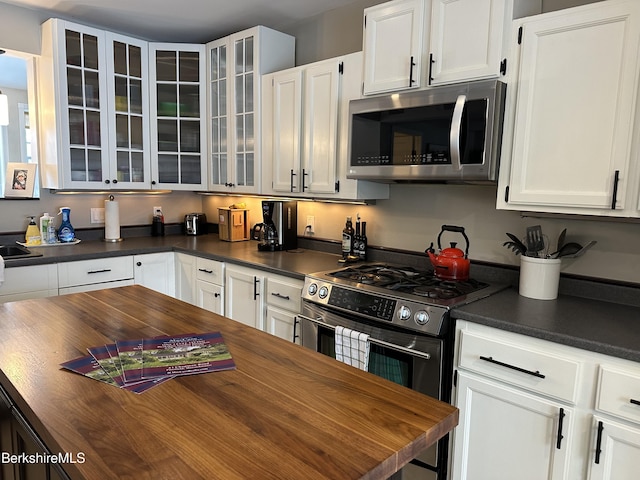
[141,332,236,379]
[60,332,234,394]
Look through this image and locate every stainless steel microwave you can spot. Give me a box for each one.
[347,79,506,183]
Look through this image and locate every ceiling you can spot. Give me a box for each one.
[1,0,361,43]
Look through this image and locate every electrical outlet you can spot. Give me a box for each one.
[91,208,105,224]
[306,215,315,235]
[153,206,163,217]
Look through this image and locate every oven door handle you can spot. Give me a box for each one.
[298,314,431,361]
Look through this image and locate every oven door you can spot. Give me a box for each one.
[299,301,446,480]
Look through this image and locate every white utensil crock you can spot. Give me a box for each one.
[519,256,561,300]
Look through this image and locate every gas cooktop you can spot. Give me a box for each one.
[302,263,507,336]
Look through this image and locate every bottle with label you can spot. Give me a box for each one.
[57,207,75,243]
[354,216,361,258]
[25,216,41,246]
[342,216,354,259]
[40,213,52,244]
[359,222,368,261]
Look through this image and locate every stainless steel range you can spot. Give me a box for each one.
[298,263,506,480]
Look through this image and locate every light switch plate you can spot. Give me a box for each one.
[91,208,105,224]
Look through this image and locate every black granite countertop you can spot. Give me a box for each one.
[452,287,640,363]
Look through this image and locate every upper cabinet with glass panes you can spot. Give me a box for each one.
[39,19,152,190]
[149,44,207,191]
[205,26,294,194]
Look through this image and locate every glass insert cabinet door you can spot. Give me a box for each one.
[62,24,110,188]
[150,43,207,191]
[105,33,151,188]
[206,33,257,193]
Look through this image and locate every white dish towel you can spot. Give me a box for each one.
[335,326,370,372]
[0,255,4,287]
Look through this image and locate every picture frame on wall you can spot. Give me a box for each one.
[4,162,36,198]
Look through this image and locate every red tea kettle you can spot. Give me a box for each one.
[426,225,471,281]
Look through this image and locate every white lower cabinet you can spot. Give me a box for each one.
[264,274,303,343]
[195,257,224,316]
[58,256,134,294]
[454,371,572,480]
[452,320,640,480]
[133,252,175,296]
[0,265,58,303]
[175,252,197,304]
[224,263,264,330]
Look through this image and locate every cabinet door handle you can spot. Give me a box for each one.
[595,421,604,464]
[253,277,260,300]
[302,169,308,192]
[479,355,546,378]
[409,55,417,86]
[271,292,290,301]
[290,169,297,192]
[611,170,620,209]
[214,292,220,298]
[630,398,640,406]
[136,262,142,267]
[428,53,434,85]
[88,269,112,274]
[292,316,300,343]
[556,408,565,449]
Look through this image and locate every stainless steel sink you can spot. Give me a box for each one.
[0,244,44,259]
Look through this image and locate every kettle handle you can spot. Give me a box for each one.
[437,225,470,257]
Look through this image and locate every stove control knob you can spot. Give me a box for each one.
[307,283,318,296]
[397,305,412,321]
[318,285,329,299]
[414,310,430,325]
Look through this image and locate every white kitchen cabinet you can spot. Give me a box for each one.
[264,274,303,343]
[0,264,58,303]
[224,263,264,330]
[428,0,541,85]
[262,52,389,200]
[206,27,295,194]
[149,43,207,191]
[39,19,152,190]
[195,257,224,316]
[452,320,640,479]
[497,0,640,218]
[133,252,175,296]
[175,252,197,304]
[587,363,640,479]
[362,0,428,95]
[453,371,572,480]
[588,416,640,480]
[58,256,134,294]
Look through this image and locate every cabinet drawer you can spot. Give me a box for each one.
[58,257,133,288]
[195,258,224,285]
[458,330,581,403]
[0,265,58,296]
[597,365,640,424]
[266,276,302,313]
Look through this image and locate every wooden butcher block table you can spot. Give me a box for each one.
[0,285,457,479]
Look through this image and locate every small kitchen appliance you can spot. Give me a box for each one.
[184,213,208,236]
[251,201,297,251]
[299,263,506,480]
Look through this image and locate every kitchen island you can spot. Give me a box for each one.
[0,285,457,480]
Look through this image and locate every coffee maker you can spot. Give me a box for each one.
[252,201,297,251]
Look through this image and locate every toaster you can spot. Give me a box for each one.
[184,213,208,236]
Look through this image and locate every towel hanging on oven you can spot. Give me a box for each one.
[335,326,370,372]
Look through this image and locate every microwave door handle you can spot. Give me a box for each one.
[449,94,467,171]
[298,314,431,360]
